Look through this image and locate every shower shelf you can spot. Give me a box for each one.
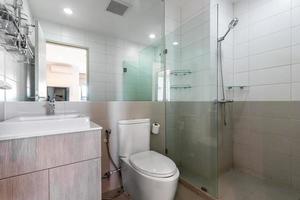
[0,80,12,90]
[170,70,192,76]
[227,85,247,90]
[170,85,192,89]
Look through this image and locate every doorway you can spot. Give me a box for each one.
[46,42,88,101]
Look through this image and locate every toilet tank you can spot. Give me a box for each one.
[118,119,150,158]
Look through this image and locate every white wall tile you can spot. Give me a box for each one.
[292,64,300,82]
[249,47,291,70]
[181,0,210,23]
[232,0,300,101]
[249,0,291,23]
[248,84,290,101]
[293,0,300,8]
[0,75,4,102]
[292,26,300,45]
[0,49,4,76]
[249,29,291,55]
[234,42,249,59]
[292,83,300,100]
[234,57,249,73]
[234,0,249,17]
[235,72,249,86]
[292,45,300,64]
[249,66,290,86]
[249,11,291,40]
[292,6,300,27]
[234,12,249,31]
[234,28,249,45]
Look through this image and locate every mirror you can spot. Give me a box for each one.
[0,0,165,102]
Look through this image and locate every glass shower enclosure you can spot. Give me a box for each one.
[165,4,220,198]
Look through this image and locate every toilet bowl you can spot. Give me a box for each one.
[120,151,179,200]
[118,119,179,200]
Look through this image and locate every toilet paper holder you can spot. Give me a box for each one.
[152,122,160,134]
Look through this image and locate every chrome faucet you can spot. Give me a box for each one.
[47,98,56,115]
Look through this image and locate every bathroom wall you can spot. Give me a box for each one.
[40,20,145,101]
[233,0,300,101]
[230,0,300,191]
[0,101,165,193]
[233,101,300,189]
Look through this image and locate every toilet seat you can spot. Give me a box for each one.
[129,151,177,178]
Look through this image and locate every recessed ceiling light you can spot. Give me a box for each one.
[173,41,179,46]
[149,34,156,39]
[63,8,73,15]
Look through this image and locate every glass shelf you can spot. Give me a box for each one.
[170,70,192,76]
[170,85,192,89]
[0,80,12,90]
[227,85,247,90]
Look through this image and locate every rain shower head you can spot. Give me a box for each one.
[218,17,239,42]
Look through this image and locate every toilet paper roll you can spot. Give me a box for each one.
[152,122,160,134]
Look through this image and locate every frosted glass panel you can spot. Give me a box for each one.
[123,45,164,101]
[165,5,219,198]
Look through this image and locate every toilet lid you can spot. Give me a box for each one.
[129,151,177,178]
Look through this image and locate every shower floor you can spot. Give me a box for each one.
[220,170,300,200]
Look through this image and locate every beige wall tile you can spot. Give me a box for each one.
[232,101,297,185]
[175,183,206,200]
[247,101,290,118]
[290,102,300,120]
[290,120,300,139]
[292,175,300,190]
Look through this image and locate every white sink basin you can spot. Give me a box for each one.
[6,113,81,122]
[0,114,101,141]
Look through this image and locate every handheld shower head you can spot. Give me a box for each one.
[218,17,239,42]
[228,18,239,29]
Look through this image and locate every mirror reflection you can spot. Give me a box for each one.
[0,0,164,101]
[46,42,88,101]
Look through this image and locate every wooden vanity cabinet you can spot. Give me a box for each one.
[0,130,101,200]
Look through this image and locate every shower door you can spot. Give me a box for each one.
[165,5,219,198]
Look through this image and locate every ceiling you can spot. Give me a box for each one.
[28,0,164,45]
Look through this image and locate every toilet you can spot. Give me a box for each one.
[118,119,179,200]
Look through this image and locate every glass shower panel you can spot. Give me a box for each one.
[165,5,219,198]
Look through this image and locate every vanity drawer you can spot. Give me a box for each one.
[0,170,48,200]
[0,130,100,179]
[49,159,100,200]
[0,159,101,200]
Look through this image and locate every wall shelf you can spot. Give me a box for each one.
[170,70,192,76]
[170,85,192,89]
[227,85,247,90]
